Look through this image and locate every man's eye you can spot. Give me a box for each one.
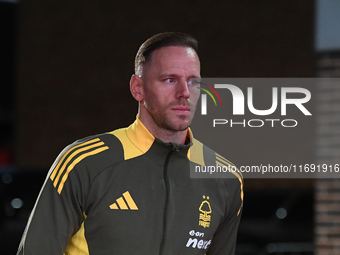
[165,78,175,83]
[188,79,200,86]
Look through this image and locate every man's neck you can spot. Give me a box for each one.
[152,128,188,144]
[138,116,188,144]
[145,123,188,144]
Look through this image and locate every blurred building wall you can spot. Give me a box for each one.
[315,53,340,255]
[315,1,340,253]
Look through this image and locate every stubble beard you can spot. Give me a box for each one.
[144,99,196,132]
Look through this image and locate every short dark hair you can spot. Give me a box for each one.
[135,32,198,75]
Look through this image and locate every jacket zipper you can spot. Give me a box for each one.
[159,144,179,255]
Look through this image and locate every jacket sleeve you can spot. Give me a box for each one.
[207,176,244,255]
[17,142,89,255]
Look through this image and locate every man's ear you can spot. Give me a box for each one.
[130,74,144,102]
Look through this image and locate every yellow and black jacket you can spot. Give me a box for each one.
[17,117,243,255]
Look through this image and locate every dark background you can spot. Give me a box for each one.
[14,0,315,169]
[1,1,317,254]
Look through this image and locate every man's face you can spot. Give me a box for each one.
[141,46,201,132]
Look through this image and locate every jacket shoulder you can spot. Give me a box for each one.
[48,132,125,194]
[191,138,243,181]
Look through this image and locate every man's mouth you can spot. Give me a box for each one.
[171,106,190,114]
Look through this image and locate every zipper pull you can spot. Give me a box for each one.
[171,143,180,152]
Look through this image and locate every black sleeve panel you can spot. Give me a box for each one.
[17,133,125,255]
[202,145,244,255]
[17,168,84,255]
[206,178,243,255]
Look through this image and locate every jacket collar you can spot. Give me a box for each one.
[125,116,155,154]
[126,116,205,166]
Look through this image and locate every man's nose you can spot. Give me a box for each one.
[176,79,190,98]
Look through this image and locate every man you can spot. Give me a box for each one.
[17,32,243,255]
